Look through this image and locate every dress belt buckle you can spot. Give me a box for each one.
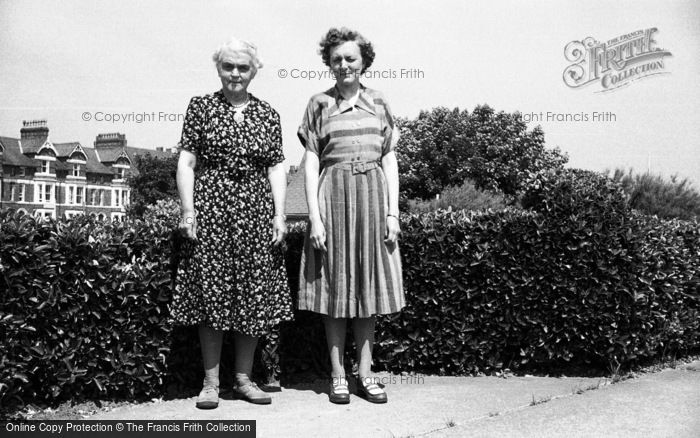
[351,161,375,174]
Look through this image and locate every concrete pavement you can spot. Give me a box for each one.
[89,361,700,438]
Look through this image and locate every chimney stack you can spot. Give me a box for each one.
[94,132,127,149]
[20,119,49,140]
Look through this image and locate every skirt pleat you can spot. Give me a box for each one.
[298,166,405,317]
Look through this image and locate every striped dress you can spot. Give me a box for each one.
[297,85,405,318]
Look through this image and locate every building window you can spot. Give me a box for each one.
[44,184,52,203]
[35,183,46,203]
[90,189,97,206]
[18,184,25,202]
[72,164,80,177]
[9,183,17,201]
[42,160,50,174]
[99,190,105,206]
[67,186,74,204]
[35,210,54,220]
[113,189,121,207]
[121,190,128,206]
[18,167,26,177]
[76,187,83,204]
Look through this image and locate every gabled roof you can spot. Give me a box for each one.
[54,142,88,160]
[0,136,38,167]
[19,136,48,154]
[83,148,115,175]
[95,146,126,163]
[285,160,308,218]
[2,131,175,176]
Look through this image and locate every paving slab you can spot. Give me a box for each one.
[90,373,604,437]
[431,362,700,438]
[88,361,700,437]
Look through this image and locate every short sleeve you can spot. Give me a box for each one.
[265,110,285,167]
[179,96,204,155]
[297,98,320,156]
[380,95,400,156]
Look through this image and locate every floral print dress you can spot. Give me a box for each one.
[170,90,293,336]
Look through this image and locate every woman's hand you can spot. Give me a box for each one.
[180,210,197,241]
[309,217,327,251]
[271,215,287,247]
[385,215,400,245]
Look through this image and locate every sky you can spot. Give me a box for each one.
[1,0,698,185]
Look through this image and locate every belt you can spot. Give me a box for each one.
[197,166,262,178]
[324,160,381,175]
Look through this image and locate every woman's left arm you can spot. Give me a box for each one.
[381,150,401,244]
[268,163,287,246]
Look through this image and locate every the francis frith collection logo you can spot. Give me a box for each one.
[563,28,672,92]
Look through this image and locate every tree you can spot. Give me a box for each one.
[395,105,568,207]
[127,154,178,217]
[608,168,700,220]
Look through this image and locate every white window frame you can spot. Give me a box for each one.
[44,184,52,203]
[35,183,43,203]
[34,209,54,220]
[9,182,17,201]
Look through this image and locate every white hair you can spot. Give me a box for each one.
[212,38,263,71]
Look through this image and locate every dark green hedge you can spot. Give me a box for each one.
[1,169,699,409]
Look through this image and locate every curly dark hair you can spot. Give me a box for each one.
[318,27,375,73]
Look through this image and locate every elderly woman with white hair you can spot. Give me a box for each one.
[170,38,293,409]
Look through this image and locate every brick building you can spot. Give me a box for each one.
[284,158,308,221]
[0,120,175,221]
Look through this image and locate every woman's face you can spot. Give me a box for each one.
[216,50,255,95]
[329,41,364,86]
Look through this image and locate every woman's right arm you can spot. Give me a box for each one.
[304,150,326,251]
[177,149,197,239]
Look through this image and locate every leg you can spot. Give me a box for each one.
[232,332,259,377]
[199,325,224,387]
[352,317,376,379]
[323,316,347,378]
[353,317,387,403]
[231,331,271,404]
[197,325,223,409]
[324,315,350,404]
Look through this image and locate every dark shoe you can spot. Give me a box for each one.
[329,376,350,404]
[196,385,219,409]
[356,376,387,404]
[233,377,272,405]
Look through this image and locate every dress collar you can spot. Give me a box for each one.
[214,89,257,108]
[328,84,376,117]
